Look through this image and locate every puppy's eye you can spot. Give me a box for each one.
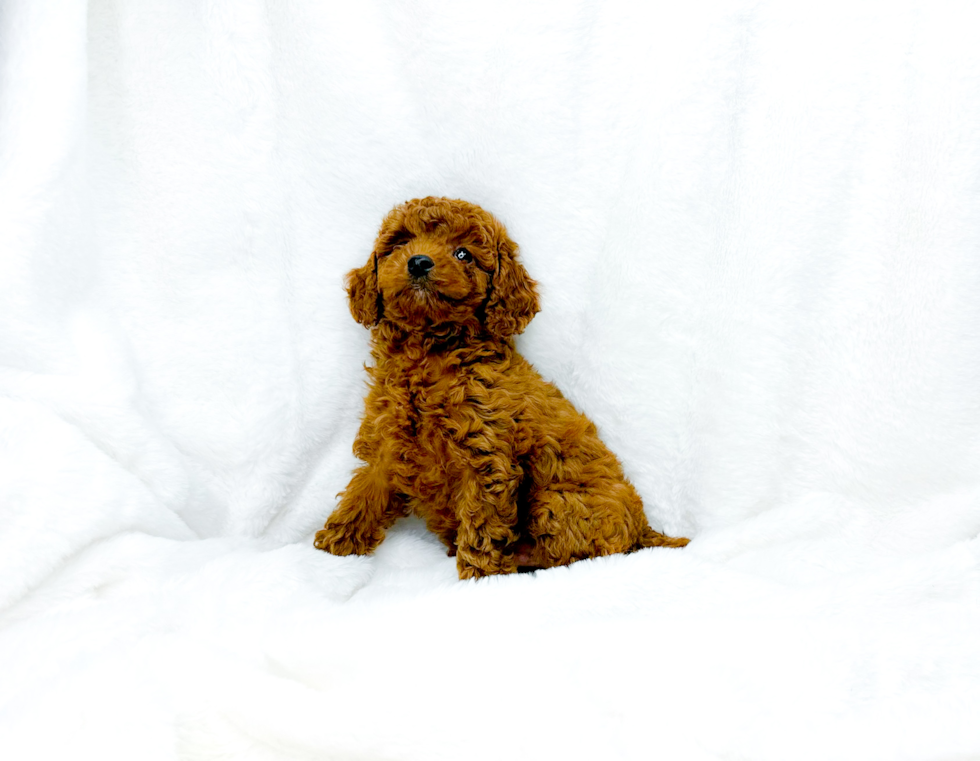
[454,247,473,262]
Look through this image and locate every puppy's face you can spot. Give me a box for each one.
[347,197,540,337]
[375,213,495,329]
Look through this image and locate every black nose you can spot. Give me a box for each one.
[407,255,434,278]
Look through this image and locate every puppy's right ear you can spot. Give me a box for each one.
[346,259,381,327]
[348,204,410,326]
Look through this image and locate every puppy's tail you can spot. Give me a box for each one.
[640,525,690,549]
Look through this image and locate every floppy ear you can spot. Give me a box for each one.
[346,206,409,327]
[346,259,381,327]
[483,234,540,339]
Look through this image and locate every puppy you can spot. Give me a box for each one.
[315,197,688,578]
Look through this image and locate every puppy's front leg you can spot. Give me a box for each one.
[314,463,404,556]
[453,462,522,579]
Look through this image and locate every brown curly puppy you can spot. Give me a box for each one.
[315,197,689,579]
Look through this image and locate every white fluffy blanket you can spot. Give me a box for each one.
[2,1,979,758]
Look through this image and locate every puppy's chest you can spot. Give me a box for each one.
[371,360,466,451]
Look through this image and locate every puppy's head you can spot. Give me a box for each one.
[347,197,539,338]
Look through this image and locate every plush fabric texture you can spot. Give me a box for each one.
[315,197,688,577]
[2,1,980,760]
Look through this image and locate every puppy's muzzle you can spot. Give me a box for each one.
[407,255,434,278]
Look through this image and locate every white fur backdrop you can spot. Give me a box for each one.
[2,0,980,758]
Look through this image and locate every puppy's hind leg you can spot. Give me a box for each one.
[522,480,688,568]
[520,488,605,570]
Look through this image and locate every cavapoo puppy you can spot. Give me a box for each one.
[315,197,688,579]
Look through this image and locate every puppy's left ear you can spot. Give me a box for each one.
[483,231,540,339]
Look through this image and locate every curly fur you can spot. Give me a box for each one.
[315,197,689,579]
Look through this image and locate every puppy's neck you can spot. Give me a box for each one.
[371,321,510,364]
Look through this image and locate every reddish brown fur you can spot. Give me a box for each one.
[315,197,689,579]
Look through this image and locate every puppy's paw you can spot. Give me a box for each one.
[314,520,383,556]
[456,547,518,579]
[457,562,486,581]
